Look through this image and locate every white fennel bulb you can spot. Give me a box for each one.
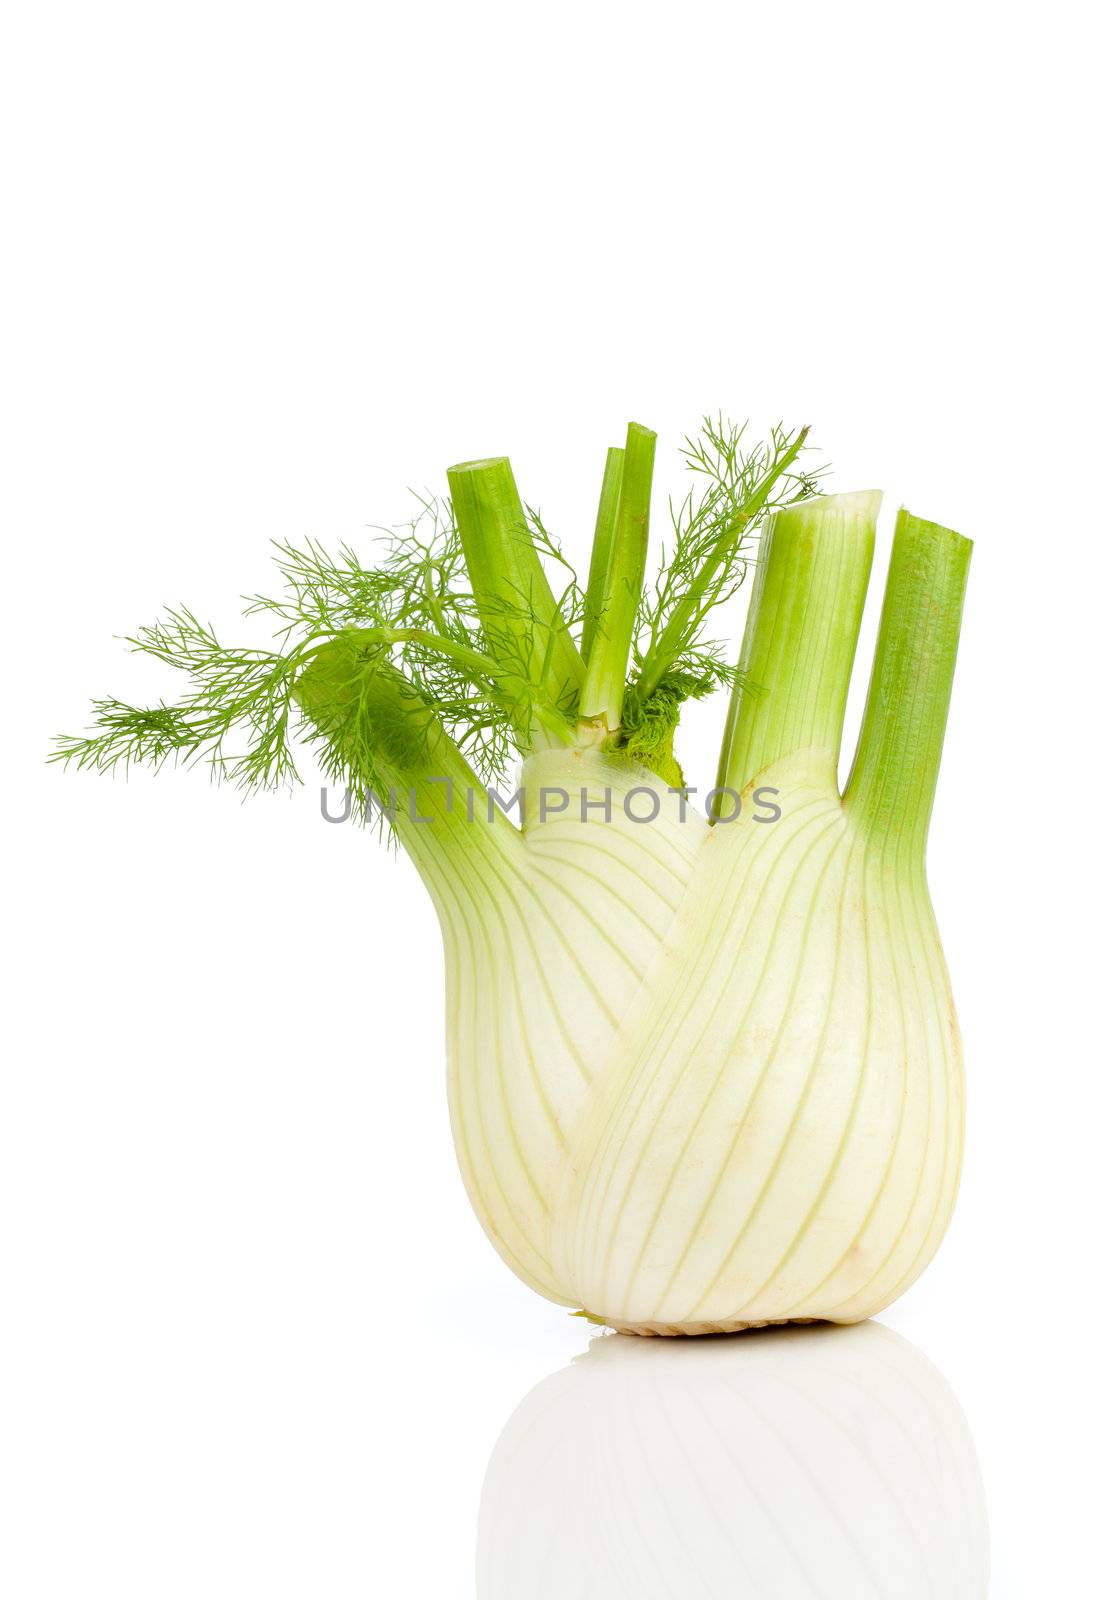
[56,417,971,1332]
[394,487,970,1331]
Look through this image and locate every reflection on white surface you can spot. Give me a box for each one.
[478,1321,989,1598]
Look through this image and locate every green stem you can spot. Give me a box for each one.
[421,564,451,638]
[580,446,626,664]
[579,422,656,731]
[298,625,573,747]
[716,490,880,805]
[294,641,520,874]
[447,456,585,736]
[636,425,810,701]
[842,509,971,857]
[302,625,500,682]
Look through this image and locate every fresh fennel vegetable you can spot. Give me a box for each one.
[54,417,971,1334]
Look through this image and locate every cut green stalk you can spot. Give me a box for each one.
[843,509,971,857]
[447,455,585,732]
[716,490,880,805]
[579,423,656,732]
[580,446,625,664]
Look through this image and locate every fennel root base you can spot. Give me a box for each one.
[605,1315,825,1338]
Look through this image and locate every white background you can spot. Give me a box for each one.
[2,2,1090,1594]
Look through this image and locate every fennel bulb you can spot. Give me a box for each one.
[55,417,971,1333]
[478,1322,990,1597]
